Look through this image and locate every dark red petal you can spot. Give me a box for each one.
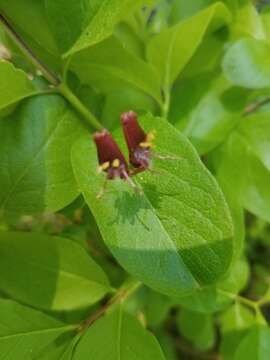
[121,111,146,154]
[93,130,128,168]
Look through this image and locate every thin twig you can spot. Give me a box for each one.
[243,96,270,116]
[0,13,60,86]
[79,279,141,332]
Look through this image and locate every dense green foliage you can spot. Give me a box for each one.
[0,0,270,359]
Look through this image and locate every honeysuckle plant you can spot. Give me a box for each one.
[0,0,270,359]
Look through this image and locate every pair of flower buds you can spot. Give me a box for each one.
[93,111,154,195]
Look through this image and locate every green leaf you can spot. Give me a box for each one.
[212,114,270,222]
[72,113,233,298]
[101,86,158,130]
[62,0,144,57]
[221,303,255,334]
[170,73,249,155]
[0,0,61,70]
[0,94,86,220]
[124,286,172,328]
[231,2,266,39]
[234,326,270,360]
[177,257,249,313]
[73,306,165,360]
[222,38,270,89]
[0,231,110,310]
[0,298,75,360]
[220,303,256,360]
[177,309,215,351]
[69,36,161,103]
[147,2,231,86]
[37,334,80,360]
[0,61,39,111]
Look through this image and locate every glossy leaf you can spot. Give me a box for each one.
[147,2,231,86]
[0,299,75,360]
[0,94,86,220]
[73,306,165,360]
[223,38,270,89]
[70,36,161,103]
[0,231,110,310]
[0,61,39,111]
[72,113,233,298]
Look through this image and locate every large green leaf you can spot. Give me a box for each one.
[61,0,144,57]
[234,326,270,360]
[0,299,76,360]
[0,61,39,111]
[0,231,110,310]
[223,38,270,89]
[70,36,161,103]
[73,306,165,360]
[147,2,231,86]
[0,94,86,220]
[72,113,233,298]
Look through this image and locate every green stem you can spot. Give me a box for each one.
[80,279,141,331]
[0,13,60,86]
[0,12,103,131]
[58,83,103,131]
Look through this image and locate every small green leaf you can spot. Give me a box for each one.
[220,303,256,360]
[177,309,215,351]
[0,61,39,111]
[0,231,110,310]
[69,36,161,103]
[73,306,165,360]
[72,113,233,298]
[147,2,231,86]
[0,94,86,220]
[0,299,75,360]
[62,0,144,57]
[234,326,270,360]
[223,38,270,89]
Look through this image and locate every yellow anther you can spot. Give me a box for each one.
[97,161,110,173]
[139,141,152,148]
[112,159,120,168]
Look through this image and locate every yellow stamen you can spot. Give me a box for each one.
[139,141,152,148]
[97,161,110,173]
[112,159,120,168]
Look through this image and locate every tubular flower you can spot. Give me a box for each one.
[93,130,129,180]
[121,111,155,171]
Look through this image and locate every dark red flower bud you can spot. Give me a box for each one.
[121,111,154,171]
[93,130,129,180]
